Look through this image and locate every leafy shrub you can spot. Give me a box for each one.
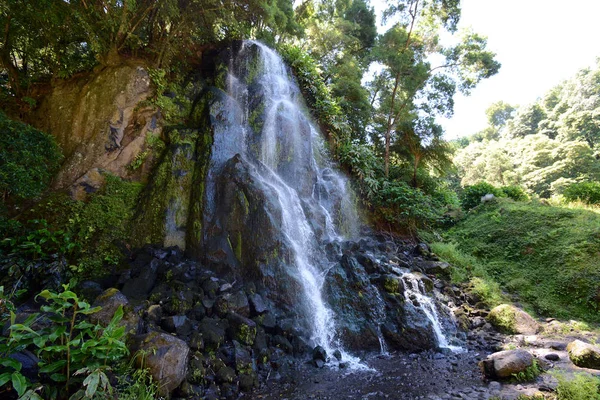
[460,181,504,210]
[501,185,529,202]
[0,285,128,399]
[563,181,600,205]
[0,112,62,201]
[554,372,600,400]
[0,175,143,285]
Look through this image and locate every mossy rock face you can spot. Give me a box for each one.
[227,313,257,346]
[487,304,539,334]
[567,340,600,369]
[33,62,158,189]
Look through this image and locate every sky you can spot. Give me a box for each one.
[372,0,600,139]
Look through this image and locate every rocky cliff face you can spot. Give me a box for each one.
[33,62,159,196]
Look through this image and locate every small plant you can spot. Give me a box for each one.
[0,285,129,399]
[554,371,600,400]
[512,359,542,382]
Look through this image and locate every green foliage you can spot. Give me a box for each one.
[564,182,600,205]
[430,242,504,307]
[117,363,158,400]
[443,199,600,322]
[460,182,504,210]
[0,285,128,399]
[279,44,349,144]
[0,175,143,286]
[501,185,529,202]
[0,112,62,201]
[512,359,541,383]
[554,372,600,400]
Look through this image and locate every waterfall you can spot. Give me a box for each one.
[205,40,363,367]
[401,272,463,353]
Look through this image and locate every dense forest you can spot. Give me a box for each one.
[2,0,600,399]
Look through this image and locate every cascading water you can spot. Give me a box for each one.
[401,272,463,353]
[205,40,363,366]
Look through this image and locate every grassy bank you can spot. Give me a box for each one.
[433,199,600,322]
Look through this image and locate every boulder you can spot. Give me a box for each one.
[91,288,139,335]
[567,340,600,369]
[479,349,535,379]
[130,332,190,396]
[312,345,327,364]
[487,304,539,334]
[227,313,257,346]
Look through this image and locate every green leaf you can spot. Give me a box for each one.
[11,372,27,396]
[83,371,100,398]
[20,389,44,400]
[59,291,78,301]
[32,336,47,348]
[36,290,52,300]
[78,306,101,315]
[49,373,66,382]
[39,359,66,373]
[0,371,12,386]
[1,357,22,372]
[48,325,66,341]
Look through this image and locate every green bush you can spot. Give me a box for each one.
[0,285,128,399]
[0,112,62,201]
[554,372,600,400]
[501,185,529,202]
[0,174,143,285]
[460,182,504,210]
[564,182,600,205]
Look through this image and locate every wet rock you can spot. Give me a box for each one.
[9,350,39,380]
[333,349,342,361]
[161,315,193,337]
[479,349,534,379]
[122,258,160,301]
[77,280,104,302]
[146,304,162,323]
[91,288,139,335]
[233,340,255,376]
[567,340,600,369]
[227,291,250,317]
[272,335,294,354]
[545,353,560,361]
[130,331,190,396]
[227,313,257,346]
[415,243,431,257]
[199,318,228,351]
[248,293,268,315]
[487,304,539,334]
[313,345,327,363]
[215,366,236,384]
